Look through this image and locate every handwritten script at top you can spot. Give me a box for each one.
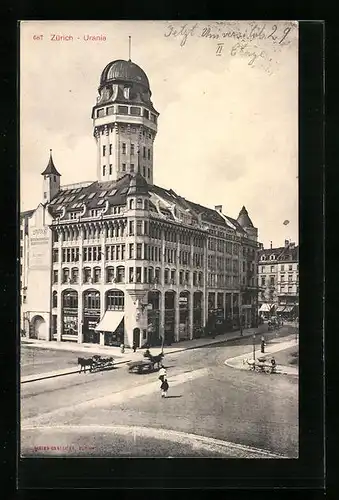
[164,22,297,74]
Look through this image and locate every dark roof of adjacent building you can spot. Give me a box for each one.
[41,150,61,177]
[46,174,252,236]
[259,245,299,261]
[237,206,254,228]
[20,209,35,220]
[100,59,150,90]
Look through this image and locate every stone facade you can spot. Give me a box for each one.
[20,58,260,347]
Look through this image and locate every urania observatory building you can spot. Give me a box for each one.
[20,57,260,348]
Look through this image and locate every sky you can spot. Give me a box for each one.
[20,20,298,248]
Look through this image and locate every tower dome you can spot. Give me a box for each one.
[99,59,150,90]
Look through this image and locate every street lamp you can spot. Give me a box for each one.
[252,334,256,361]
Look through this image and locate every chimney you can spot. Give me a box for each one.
[215,205,222,213]
[285,239,289,247]
[270,241,272,249]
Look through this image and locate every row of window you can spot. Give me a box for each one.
[96,105,157,123]
[261,274,299,286]
[260,264,297,273]
[52,267,204,286]
[208,255,239,273]
[208,274,240,288]
[53,290,124,310]
[103,143,151,159]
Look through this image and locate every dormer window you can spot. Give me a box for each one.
[270,254,275,260]
[261,255,266,261]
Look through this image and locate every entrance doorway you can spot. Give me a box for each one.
[133,327,140,348]
[30,315,46,339]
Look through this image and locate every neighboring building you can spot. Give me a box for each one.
[20,58,260,348]
[257,240,299,319]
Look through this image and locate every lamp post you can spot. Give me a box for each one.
[252,334,256,361]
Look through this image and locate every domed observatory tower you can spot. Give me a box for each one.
[92,59,159,184]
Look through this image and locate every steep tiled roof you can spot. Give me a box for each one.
[47,174,251,236]
[41,150,61,177]
[20,209,35,219]
[237,206,254,228]
[259,245,299,261]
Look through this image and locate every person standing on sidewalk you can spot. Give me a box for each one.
[158,365,167,383]
[160,377,169,398]
[132,341,137,353]
[261,336,266,354]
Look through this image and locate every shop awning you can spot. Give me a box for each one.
[94,311,124,332]
[283,305,295,313]
[276,306,286,313]
[259,304,272,312]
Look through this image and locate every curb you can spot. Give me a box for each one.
[21,359,131,384]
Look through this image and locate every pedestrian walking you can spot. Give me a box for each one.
[120,343,125,354]
[160,377,169,398]
[261,336,265,354]
[132,341,137,353]
[158,365,167,383]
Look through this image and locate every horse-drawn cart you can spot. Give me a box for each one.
[127,359,155,374]
[91,355,114,372]
[78,355,114,373]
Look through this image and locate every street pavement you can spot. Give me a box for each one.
[21,325,298,459]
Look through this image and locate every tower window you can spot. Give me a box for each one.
[103,145,106,156]
[143,166,146,177]
[143,146,146,158]
[103,165,106,176]
[97,108,105,118]
[109,164,112,175]
[122,143,126,154]
[148,149,151,160]
[131,144,135,155]
[130,164,135,173]
[130,107,141,116]
[118,105,128,114]
[122,164,126,172]
[109,144,112,155]
[123,87,130,99]
[143,109,149,119]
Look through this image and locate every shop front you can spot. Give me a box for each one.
[83,290,100,344]
[147,290,161,347]
[179,291,190,340]
[164,291,175,345]
[62,290,78,342]
[193,291,203,338]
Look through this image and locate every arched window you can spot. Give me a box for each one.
[93,267,101,283]
[129,199,134,210]
[62,268,70,284]
[137,198,143,209]
[270,254,275,260]
[116,266,125,283]
[83,291,100,310]
[62,290,78,309]
[144,199,149,210]
[106,267,114,283]
[106,290,124,311]
[261,255,266,261]
[83,267,91,283]
[52,291,58,308]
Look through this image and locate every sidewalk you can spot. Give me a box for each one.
[21,325,297,383]
[224,334,298,376]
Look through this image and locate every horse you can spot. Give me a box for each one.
[78,357,94,373]
[145,352,164,370]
